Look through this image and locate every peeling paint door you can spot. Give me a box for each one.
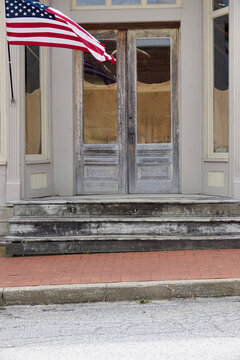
[127,29,179,193]
[74,28,179,194]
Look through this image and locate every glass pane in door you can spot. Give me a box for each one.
[84,40,117,144]
[136,38,171,144]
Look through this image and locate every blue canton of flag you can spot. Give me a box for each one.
[6,0,50,19]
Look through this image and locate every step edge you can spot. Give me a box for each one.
[7,216,240,223]
[3,234,240,242]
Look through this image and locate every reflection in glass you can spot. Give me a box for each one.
[213,0,229,11]
[25,46,42,155]
[148,0,176,4]
[84,40,117,144]
[213,15,229,153]
[137,38,171,144]
[112,0,140,4]
[77,0,105,5]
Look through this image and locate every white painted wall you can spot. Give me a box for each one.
[180,0,202,193]
[51,0,74,196]
[6,46,22,202]
[229,0,240,199]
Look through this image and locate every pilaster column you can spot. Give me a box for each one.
[0,0,7,205]
[230,0,240,198]
[6,45,22,202]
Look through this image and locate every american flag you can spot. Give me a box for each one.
[5,0,116,63]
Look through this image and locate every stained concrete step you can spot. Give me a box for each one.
[12,199,240,218]
[7,216,240,237]
[5,196,240,256]
[4,234,240,256]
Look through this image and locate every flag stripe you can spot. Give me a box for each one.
[8,31,85,42]
[48,8,98,42]
[7,21,70,32]
[6,17,66,26]
[8,40,91,53]
[7,28,77,37]
[46,8,106,50]
[8,38,105,61]
[7,30,106,55]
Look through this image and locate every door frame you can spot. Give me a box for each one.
[74,24,180,195]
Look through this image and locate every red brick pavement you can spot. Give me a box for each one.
[0,249,240,288]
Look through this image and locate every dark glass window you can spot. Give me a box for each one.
[213,0,229,11]
[213,15,229,153]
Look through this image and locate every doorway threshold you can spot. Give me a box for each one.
[11,194,237,205]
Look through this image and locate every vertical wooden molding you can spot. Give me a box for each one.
[127,30,137,194]
[171,28,180,193]
[73,50,84,194]
[230,0,240,198]
[6,46,21,202]
[118,30,127,194]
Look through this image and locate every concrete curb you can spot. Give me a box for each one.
[1,278,240,306]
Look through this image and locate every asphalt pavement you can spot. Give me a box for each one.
[1,297,240,359]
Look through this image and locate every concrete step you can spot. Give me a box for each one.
[7,216,240,237]
[13,199,240,218]
[4,234,240,256]
[5,196,240,256]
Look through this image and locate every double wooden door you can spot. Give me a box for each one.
[74,28,179,194]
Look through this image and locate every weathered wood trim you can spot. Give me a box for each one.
[74,51,84,194]
[171,28,180,193]
[127,30,137,193]
[88,29,118,40]
[118,30,128,193]
[79,22,180,31]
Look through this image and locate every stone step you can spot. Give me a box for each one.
[4,234,240,256]
[6,196,240,256]
[13,199,240,218]
[7,216,240,237]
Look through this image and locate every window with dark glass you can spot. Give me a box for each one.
[213,14,229,153]
[213,0,229,11]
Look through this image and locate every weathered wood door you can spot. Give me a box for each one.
[74,28,179,194]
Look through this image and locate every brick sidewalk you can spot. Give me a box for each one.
[0,249,240,288]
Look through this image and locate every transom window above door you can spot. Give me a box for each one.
[71,0,181,10]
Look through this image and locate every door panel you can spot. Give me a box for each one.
[75,31,124,194]
[75,28,179,194]
[128,29,179,193]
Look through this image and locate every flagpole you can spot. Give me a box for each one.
[7,44,15,104]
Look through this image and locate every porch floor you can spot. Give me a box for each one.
[0,249,240,288]
[12,194,238,205]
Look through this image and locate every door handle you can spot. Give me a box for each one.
[128,128,135,145]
